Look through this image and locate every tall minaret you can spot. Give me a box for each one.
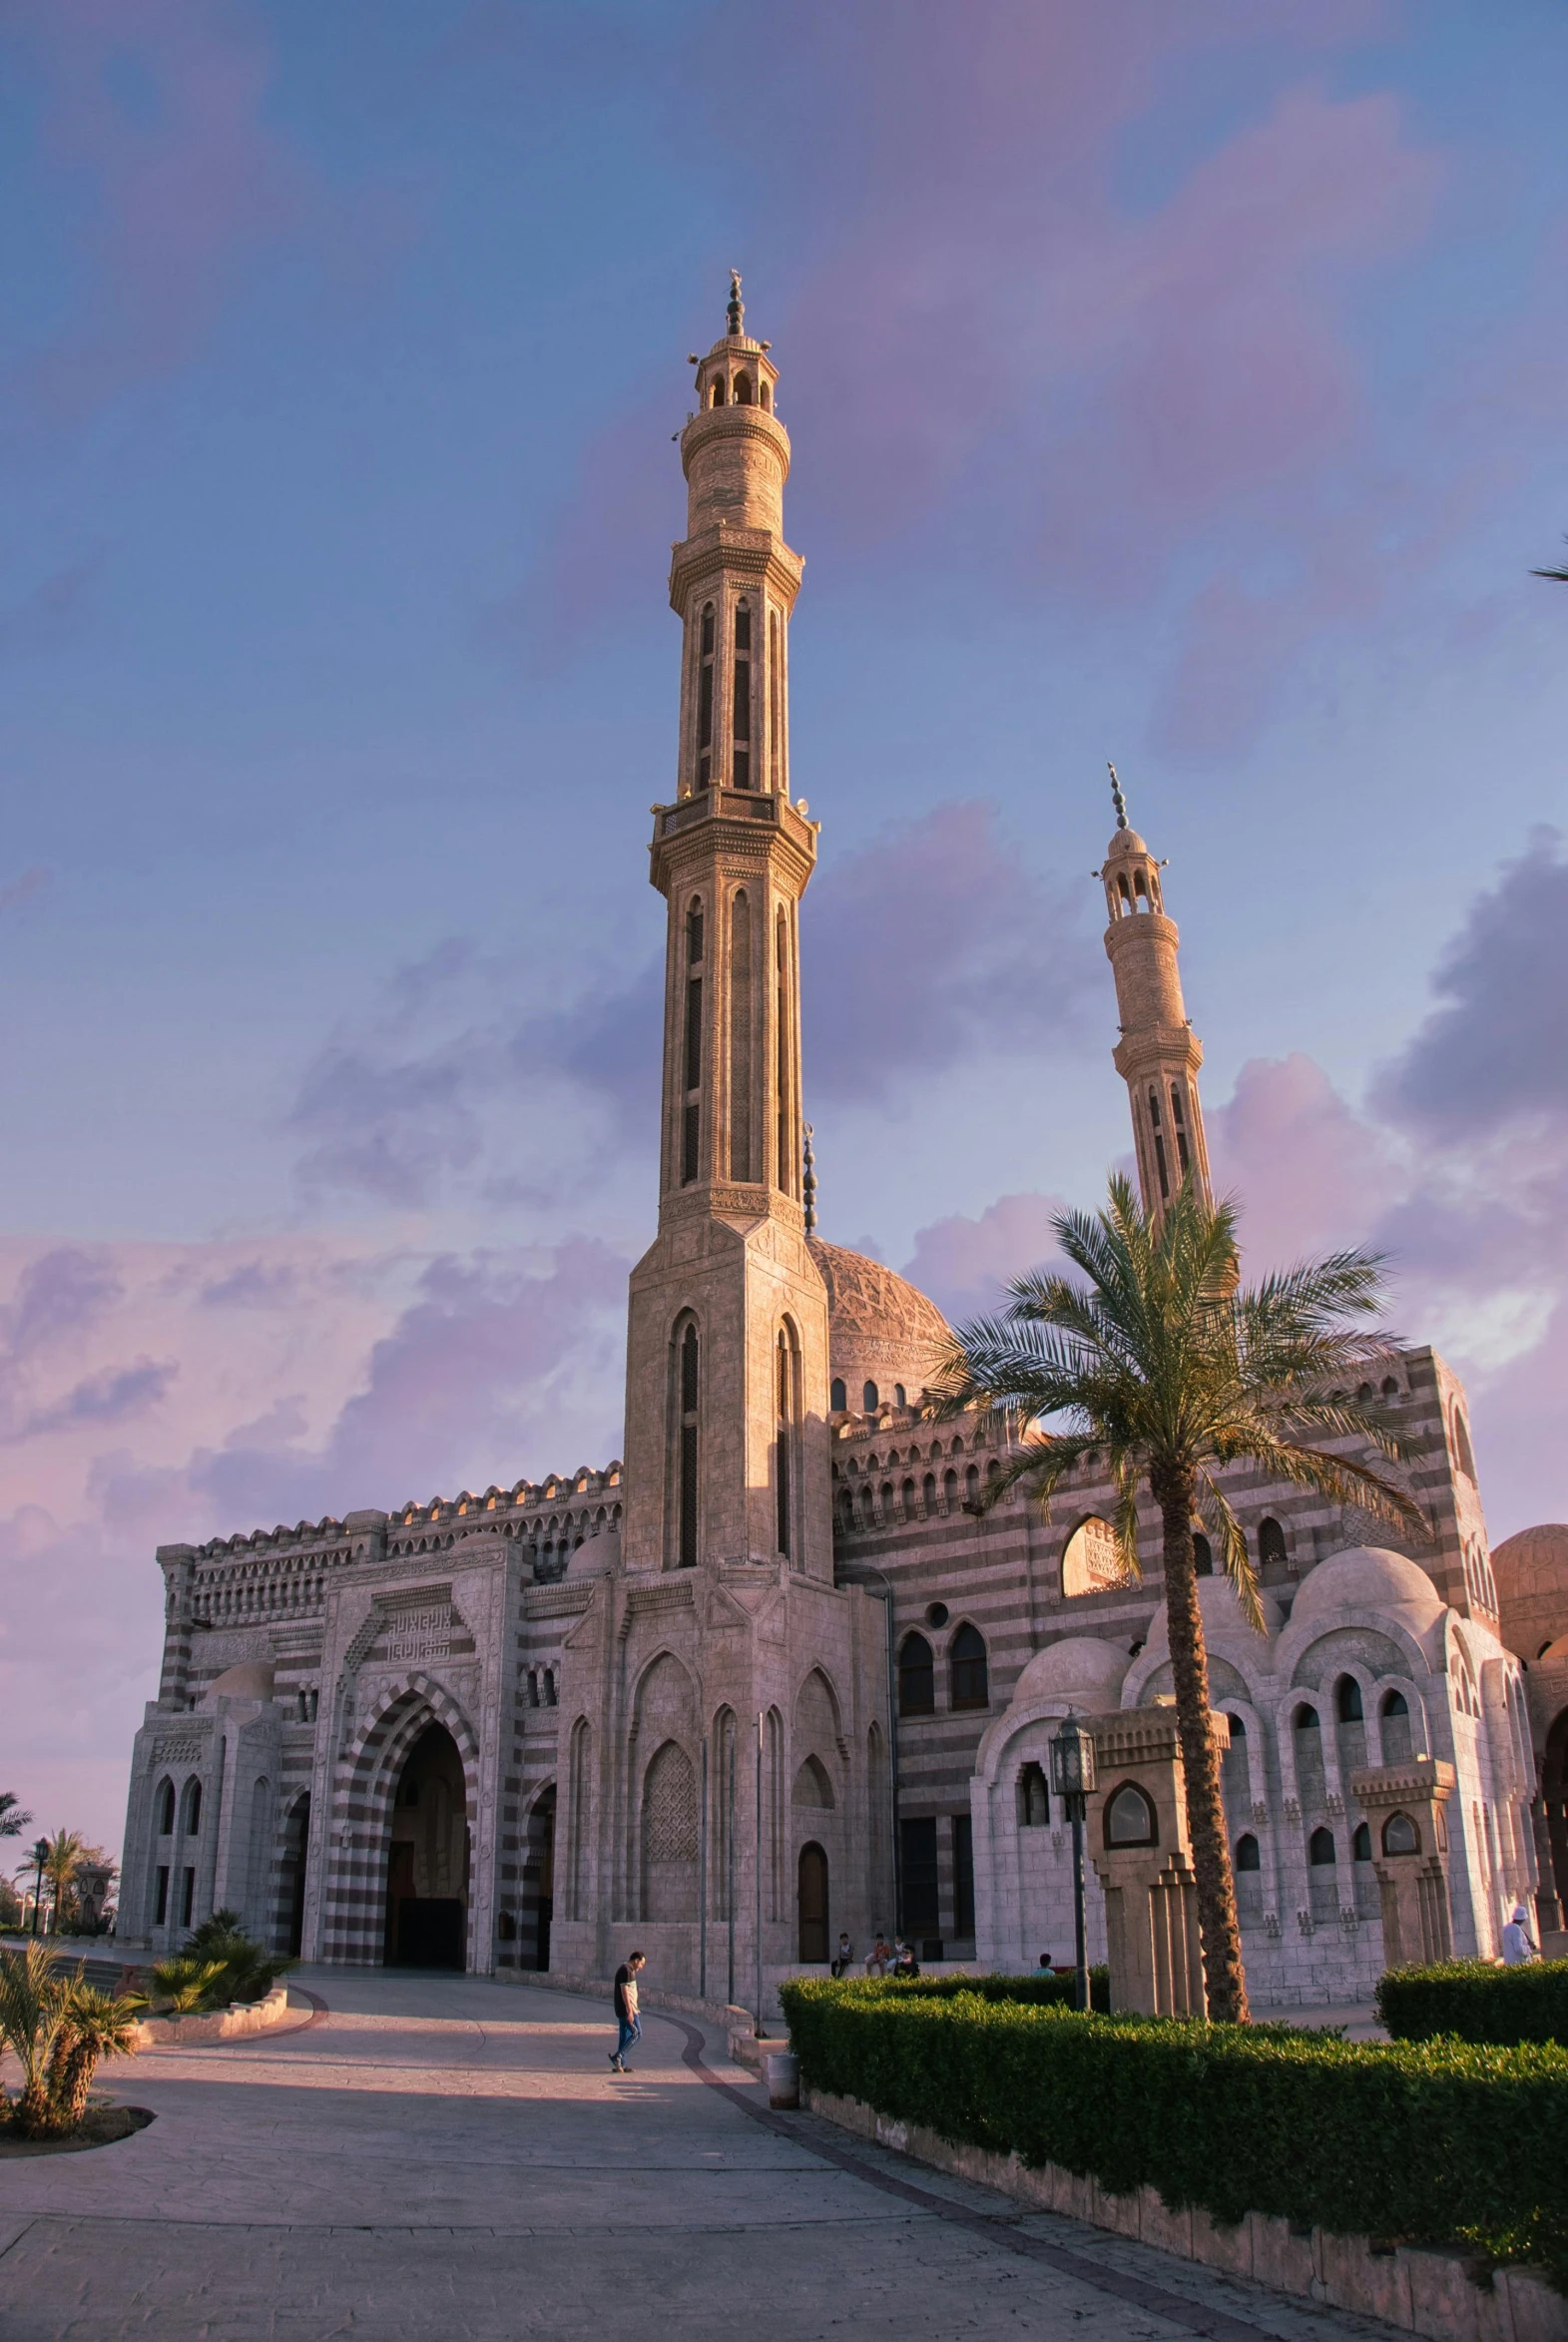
[1099,765,1213,1216]
[620,278,832,1577]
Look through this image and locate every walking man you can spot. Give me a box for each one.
[611,1950,645,2072]
[1502,1904,1539,1966]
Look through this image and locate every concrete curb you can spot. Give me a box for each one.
[802,2083,1567,2342]
[133,1984,292,2049]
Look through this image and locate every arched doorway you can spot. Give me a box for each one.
[282,1792,310,1957]
[384,1722,470,1969]
[797,1841,829,1963]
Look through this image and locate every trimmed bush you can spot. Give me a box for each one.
[780,1979,1568,2282]
[1377,1959,1568,2047]
[829,1970,1111,2014]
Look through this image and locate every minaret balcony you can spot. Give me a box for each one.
[650,787,817,890]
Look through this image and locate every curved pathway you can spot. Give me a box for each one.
[0,1967,1399,2341]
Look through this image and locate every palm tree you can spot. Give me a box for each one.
[46,1979,146,2129]
[0,1792,32,1841]
[0,1941,71,2133]
[40,1830,86,1936]
[1533,537,1568,582]
[938,1173,1421,2025]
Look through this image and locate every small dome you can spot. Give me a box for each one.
[566,1528,617,1579]
[1490,1524,1568,1662]
[202,1660,275,1705]
[808,1239,950,1403]
[1291,1545,1445,1633]
[1146,1575,1284,1656]
[1010,1636,1130,1710]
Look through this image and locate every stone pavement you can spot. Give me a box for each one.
[0,1967,1405,2342]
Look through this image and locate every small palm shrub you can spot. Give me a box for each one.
[184,1911,291,2005]
[46,1981,146,2129]
[0,1943,144,2136]
[150,1957,232,2015]
[150,1914,290,2016]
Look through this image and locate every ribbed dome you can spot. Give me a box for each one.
[1291,1545,1444,1633]
[808,1239,950,1405]
[1010,1636,1130,1710]
[1490,1524,1568,1662]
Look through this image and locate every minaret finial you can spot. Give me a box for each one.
[801,1121,816,1235]
[727,269,744,337]
[1107,760,1129,831]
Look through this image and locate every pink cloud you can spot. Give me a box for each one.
[902,1190,1071,1327]
[0,1228,627,1863]
[1209,1052,1403,1267]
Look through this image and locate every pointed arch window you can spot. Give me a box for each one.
[677,1321,700,1569]
[776,1323,800,1560]
[898,1632,935,1716]
[1257,1516,1289,1573]
[682,898,704,1186]
[949,1623,988,1711]
[696,603,715,787]
[1170,1085,1191,1176]
[775,908,794,1195]
[1148,1087,1171,1202]
[732,601,753,789]
[769,609,783,790]
[730,889,753,1181]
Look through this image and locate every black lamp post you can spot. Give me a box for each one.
[29,1839,49,1938]
[1048,1713,1097,2013]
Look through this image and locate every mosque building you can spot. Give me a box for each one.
[117,283,1568,2010]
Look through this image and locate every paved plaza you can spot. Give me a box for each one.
[0,1971,1404,2342]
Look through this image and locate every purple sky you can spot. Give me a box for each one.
[3,0,1567,1863]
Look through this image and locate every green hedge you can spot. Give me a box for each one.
[1376,1960,1568,2047]
[780,1980,1568,2282]
[828,1969,1111,2013]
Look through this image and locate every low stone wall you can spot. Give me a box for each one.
[803,2082,1566,2342]
[134,1985,293,2049]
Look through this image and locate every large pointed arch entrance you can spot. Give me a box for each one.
[384,1722,470,1969]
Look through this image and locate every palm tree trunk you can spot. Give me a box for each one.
[1153,1463,1250,2024]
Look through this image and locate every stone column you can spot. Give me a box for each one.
[1085,1705,1231,2017]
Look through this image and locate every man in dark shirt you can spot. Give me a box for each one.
[611,1951,645,2072]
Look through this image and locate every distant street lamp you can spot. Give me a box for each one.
[1048,1714,1097,2013]
[29,1839,49,1938]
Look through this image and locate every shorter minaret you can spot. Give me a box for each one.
[1099,765,1212,1216]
